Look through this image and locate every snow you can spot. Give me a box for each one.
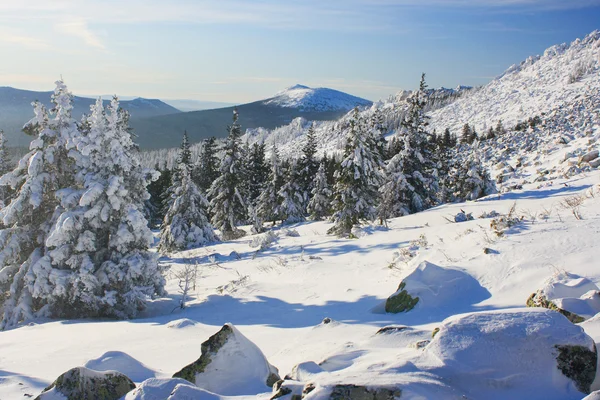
[2,30,600,400]
[1,169,600,399]
[264,84,372,112]
[188,323,279,396]
[423,308,594,400]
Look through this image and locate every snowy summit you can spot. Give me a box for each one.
[263,84,372,112]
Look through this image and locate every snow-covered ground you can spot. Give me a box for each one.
[1,167,600,399]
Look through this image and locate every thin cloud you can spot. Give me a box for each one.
[0,34,52,50]
[55,18,106,51]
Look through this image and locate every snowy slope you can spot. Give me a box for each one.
[263,84,372,112]
[428,31,600,135]
[1,169,600,399]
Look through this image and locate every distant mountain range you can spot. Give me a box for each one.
[0,87,180,147]
[129,85,372,149]
[0,85,372,149]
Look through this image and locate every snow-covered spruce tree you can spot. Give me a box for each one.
[278,159,305,224]
[328,108,383,237]
[452,154,497,201]
[0,81,79,328]
[146,162,172,228]
[396,73,439,214]
[307,161,332,221]
[377,152,411,226]
[0,130,14,207]
[208,109,246,240]
[256,145,284,228]
[297,123,319,209]
[159,133,216,253]
[194,136,219,193]
[27,96,165,321]
[245,142,268,206]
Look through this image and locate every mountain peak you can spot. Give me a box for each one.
[266,85,372,112]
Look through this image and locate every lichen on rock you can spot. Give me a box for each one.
[527,291,585,323]
[36,367,135,400]
[385,282,419,313]
[555,344,597,394]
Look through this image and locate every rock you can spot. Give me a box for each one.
[36,367,135,400]
[270,380,305,400]
[589,158,600,168]
[329,385,401,400]
[384,261,489,314]
[583,391,600,399]
[410,340,430,350]
[454,212,474,223]
[526,272,600,322]
[423,309,597,397]
[555,344,598,393]
[84,351,156,382]
[172,323,280,395]
[527,292,585,323]
[166,318,199,329]
[376,326,410,335]
[580,150,600,164]
[123,378,207,400]
[385,281,419,313]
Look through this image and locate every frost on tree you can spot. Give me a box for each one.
[377,153,412,225]
[452,154,497,201]
[208,109,246,241]
[0,81,79,328]
[278,159,305,224]
[307,161,332,221]
[256,145,284,228]
[328,108,383,237]
[160,132,216,252]
[0,130,13,208]
[0,88,165,329]
[396,73,439,214]
[39,97,164,320]
[297,123,319,209]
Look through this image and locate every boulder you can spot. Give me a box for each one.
[84,351,156,382]
[526,272,600,323]
[172,323,280,395]
[423,309,597,397]
[454,212,474,223]
[385,261,489,314]
[123,378,207,399]
[583,391,600,399]
[36,367,135,400]
[589,158,600,168]
[329,385,401,400]
[580,150,600,164]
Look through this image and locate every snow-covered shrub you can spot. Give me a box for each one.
[479,210,500,219]
[249,231,278,251]
[282,228,300,237]
[490,203,522,236]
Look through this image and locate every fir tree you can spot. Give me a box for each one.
[194,136,219,193]
[31,96,164,320]
[160,134,216,252]
[278,159,305,224]
[146,163,172,228]
[328,108,382,237]
[495,120,506,135]
[377,153,411,226]
[256,145,284,227]
[442,128,453,148]
[298,123,319,209]
[452,155,497,201]
[396,73,439,214]
[307,161,332,221]
[208,109,246,240]
[0,81,78,329]
[245,142,268,207]
[0,131,13,207]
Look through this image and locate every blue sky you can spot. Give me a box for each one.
[0,0,599,103]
